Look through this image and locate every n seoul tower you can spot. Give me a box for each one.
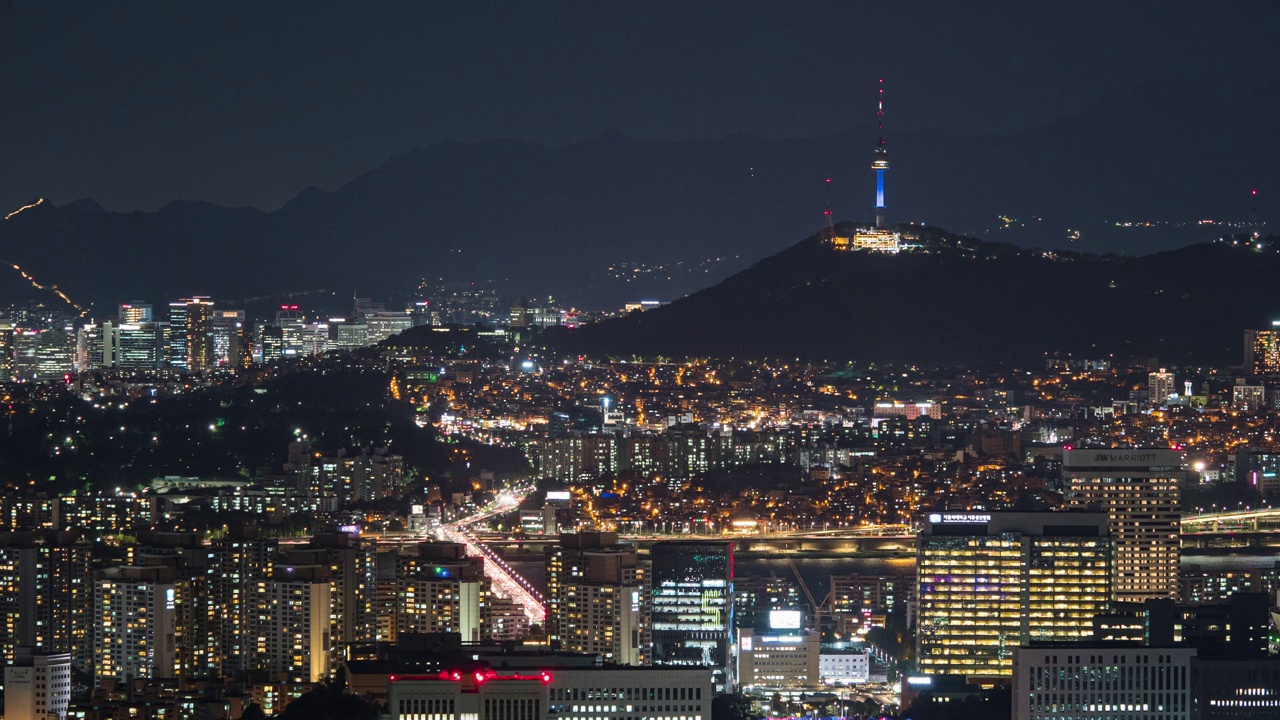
[871,79,889,230]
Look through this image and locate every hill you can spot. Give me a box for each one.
[0,72,1273,313]
[555,225,1280,366]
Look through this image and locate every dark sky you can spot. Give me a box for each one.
[1,1,1276,213]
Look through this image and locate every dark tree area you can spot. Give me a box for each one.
[711,693,752,720]
[275,686,379,720]
[904,686,1011,720]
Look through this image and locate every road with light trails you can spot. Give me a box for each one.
[435,488,547,626]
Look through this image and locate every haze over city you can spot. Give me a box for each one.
[0,3,1278,720]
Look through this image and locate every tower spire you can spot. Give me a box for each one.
[871,79,889,230]
[824,176,834,235]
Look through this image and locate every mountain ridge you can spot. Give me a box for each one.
[553,225,1280,366]
[0,72,1272,313]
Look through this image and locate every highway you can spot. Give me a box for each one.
[435,489,547,626]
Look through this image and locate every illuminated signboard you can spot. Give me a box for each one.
[545,491,571,501]
[928,513,991,524]
[769,609,803,630]
[906,676,932,686]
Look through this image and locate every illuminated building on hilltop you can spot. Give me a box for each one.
[1064,448,1182,602]
[916,512,1111,680]
[830,79,904,254]
[651,541,733,691]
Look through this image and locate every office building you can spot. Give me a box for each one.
[167,301,189,370]
[12,327,75,382]
[210,309,247,368]
[548,667,713,720]
[737,613,820,689]
[93,566,179,682]
[650,541,733,691]
[388,665,713,720]
[819,651,870,685]
[276,305,306,356]
[364,311,415,344]
[916,512,1111,680]
[545,533,648,665]
[1013,645,1194,720]
[118,302,153,324]
[1192,657,1280,720]
[101,321,165,370]
[1064,448,1182,601]
[4,648,72,720]
[75,323,103,372]
[390,672,548,720]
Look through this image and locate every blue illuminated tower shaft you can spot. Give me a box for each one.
[871,79,889,230]
[875,169,885,227]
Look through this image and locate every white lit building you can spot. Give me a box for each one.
[819,651,870,685]
[4,649,72,720]
[737,624,820,689]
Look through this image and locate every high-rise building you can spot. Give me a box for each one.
[396,542,487,642]
[274,305,305,356]
[210,309,247,368]
[12,327,75,382]
[0,531,92,677]
[210,526,278,675]
[4,648,72,720]
[364,311,415,344]
[248,564,332,682]
[296,531,378,652]
[101,321,165,370]
[916,512,1111,680]
[93,565,179,682]
[1246,322,1280,375]
[167,298,215,372]
[167,301,189,370]
[1149,369,1175,406]
[185,297,215,372]
[118,302,153,324]
[1064,448,1183,602]
[545,532,649,665]
[75,323,103,372]
[650,541,733,691]
[0,319,13,380]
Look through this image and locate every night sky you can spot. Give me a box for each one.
[1,1,1276,213]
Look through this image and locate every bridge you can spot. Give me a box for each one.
[1181,509,1280,534]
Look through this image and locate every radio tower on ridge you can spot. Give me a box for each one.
[872,79,889,230]
[823,177,834,237]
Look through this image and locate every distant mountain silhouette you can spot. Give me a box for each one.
[0,72,1272,314]
[556,224,1280,366]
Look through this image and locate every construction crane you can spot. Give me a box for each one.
[786,555,833,637]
